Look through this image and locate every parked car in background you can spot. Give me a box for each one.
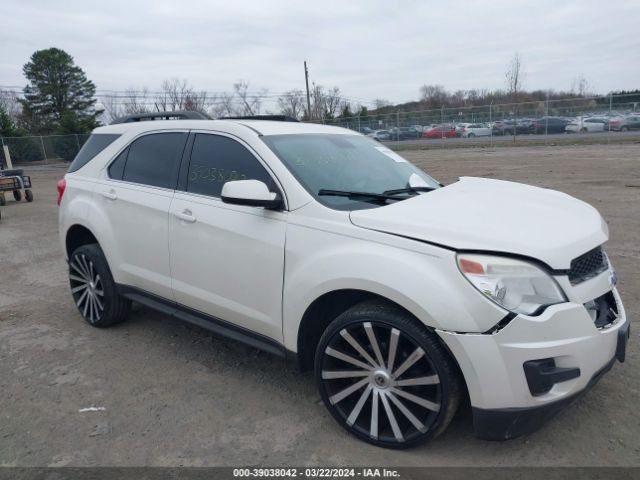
[565,117,607,133]
[366,130,391,141]
[423,125,457,139]
[458,123,491,137]
[529,117,569,134]
[491,120,529,135]
[455,123,472,136]
[389,127,421,140]
[608,115,640,131]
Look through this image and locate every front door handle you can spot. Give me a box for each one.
[101,189,117,200]
[173,209,196,223]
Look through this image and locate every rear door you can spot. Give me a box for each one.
[168,132,287,341]
[98,131,188,299]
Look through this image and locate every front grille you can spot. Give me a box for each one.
[568,246,608,285]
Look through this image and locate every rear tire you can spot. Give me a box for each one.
[315,300,461,449]
[68,244,130,327]
[13,190,22,202]
[25,189,33,202]
[0,194,5,206]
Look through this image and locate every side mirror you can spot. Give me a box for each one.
[221,180,282,209]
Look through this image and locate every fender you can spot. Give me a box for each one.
[282,222,506,351]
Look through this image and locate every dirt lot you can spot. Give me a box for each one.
[0,144,639,467]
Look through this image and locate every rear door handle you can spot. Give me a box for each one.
[173,209,196,223]
[101,189,117,200]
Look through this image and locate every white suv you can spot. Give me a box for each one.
[58,116,629,448]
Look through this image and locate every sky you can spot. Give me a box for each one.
[1,0,639,109]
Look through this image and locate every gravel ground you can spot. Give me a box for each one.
[0,144,638,467]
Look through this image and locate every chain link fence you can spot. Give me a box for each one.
[0,133,90,165]
[2,94,639,165]
[318,93,640,146]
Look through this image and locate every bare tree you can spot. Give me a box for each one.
[99,94,124,123]
[310,84,346,120]
[419,85,448,107]
[99,87,151,122]
[156,78,192,111]
[374,98,391,109]
[277,89,305,119]
[505,52,524,101]
[183,90,210,113]
[233,80,267,116]
[124,88,151,114]
[0,89,22,123]
[323,86,345,119]
[571,74,591,97]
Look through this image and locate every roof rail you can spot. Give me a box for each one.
[218,115,299,122]
[110,110,212,124]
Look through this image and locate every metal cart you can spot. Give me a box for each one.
[0,169,34,205]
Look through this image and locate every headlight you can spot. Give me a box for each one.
[456,253,567,315]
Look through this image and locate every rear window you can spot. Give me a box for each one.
[68,134,120,173]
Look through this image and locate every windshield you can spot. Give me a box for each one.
[261,134,440,210]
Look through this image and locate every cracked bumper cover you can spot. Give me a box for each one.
[436,289,629,440]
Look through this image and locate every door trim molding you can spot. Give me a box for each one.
[117,284,287,358]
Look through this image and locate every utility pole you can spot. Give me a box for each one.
[304,61,312,121]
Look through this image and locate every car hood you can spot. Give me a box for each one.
[349,177,608,269]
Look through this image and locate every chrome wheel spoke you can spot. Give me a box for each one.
[71,284,88,294]
[364,322,386,368]
[392,347,425,379]
[387,391,427,433]
[380,392,403,441]
[322,370,370,380]
[76,289,89,309]
[88,294,96,322]
[82,291,90,317]
[387,328,400,373]
[347,384,372,426]
[325,347,373,371]
[329,377,369,405]
[93,293,103,312]
[70,261,88,280]
[370,390,379,439]
[340,329,378,367]
[395,375,439,387]
[69,274,86,283]
[390,387,440,412]
[80,255,92,280]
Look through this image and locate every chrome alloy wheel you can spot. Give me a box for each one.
[69,253,105,323]
[320,321,442,445]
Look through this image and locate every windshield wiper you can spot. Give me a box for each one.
[382,186,436,195]
[318,189,401,204]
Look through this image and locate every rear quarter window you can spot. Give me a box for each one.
[68,134,121,173]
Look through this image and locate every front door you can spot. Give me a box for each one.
[169,133,287,341]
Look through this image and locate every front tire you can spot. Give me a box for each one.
[68,244,130,327]
[315,301,461,448]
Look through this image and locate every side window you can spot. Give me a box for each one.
[121,132,187,189]
[68,134,120,173]
[108,147,128,180]
[186,134,275,198]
